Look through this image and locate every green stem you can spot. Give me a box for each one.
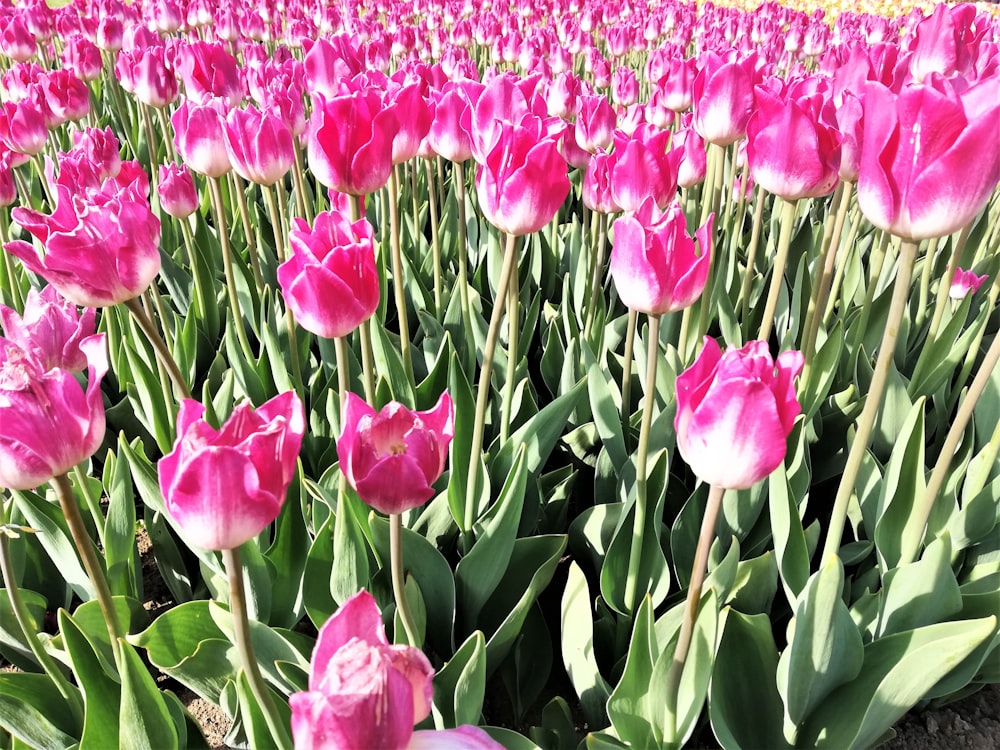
[73,463,106,549]
[664,483,725,740]
[221,546,292,750]
[263,184,305,398]
[291,143,312,223]
[230,173,265,295]
[624,314,661,613]
[757,197,798,344]
[389,513,419,646]
[464,231,519,533]
[584,213,608,341]
[140,104,162,214]
[52,473,123,668]
[901,331,1000,567]
[694,145,726,345]
[737,186,767,327]
[823,201,864,325]
[847,231,892,356]
[0,511,85,729]
[208,176,255,363]
[620,308,638,448]
[455,161,472,335]
[388,167,415,391]
[424,159,443,316]
[914,237,940,329]
[500,238,520,443]
[926,224,972,343]
[821,239,920,563]
[155,108,177,163]
[0,211,25,311]
[945,272,1000,417]
[123,297,191,400]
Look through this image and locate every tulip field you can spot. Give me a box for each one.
[2,0,1000,747]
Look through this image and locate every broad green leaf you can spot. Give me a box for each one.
[560,562,611,730]
[104,446,140,600]
[607,595,658,749]
[59,610,117,748]
[661,589,719,747]
[769,463,811,608]
[776,557,863,734]
[433,630,487,728]
[119,641,179,750]
[875,536,962,638]
[0,674,77,748]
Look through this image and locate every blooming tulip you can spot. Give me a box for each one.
[337,391,454,515]
[289,590,503,750]
[172,98,232,179]
[6,178,161,308]
[0,334,107,490]
[277,210,380,339]
[178,41,243,107]
[607,126,680,213]
[158,391,305,551]
[692,52,758,147]
[610,198,714,315]
[949,268,988,300]
[0,286,96,373]
[857,77,1000,240]
[425,80,481,163]
[223,105,294,186]
[675,337,803,490]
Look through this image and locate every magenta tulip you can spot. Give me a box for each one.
[425,80,481,163]
[0,334,107,490]
[692,52,758,147]
[158,164,199,219]
[158,391,305,551]
[574,94,616,153]
[290,590,503,750]
[178,41,243,107]
[172,98,232,179]
[0,100,47,156]
[5,178,161,308]
[277,210,379,339]
[607,126,680,213]
[949,268,988,300]
[0,286,96,373]
[610,198,714,315]
[857,77,1000,240]
[223,105,294,186]
[337,392,454,515]
[675,338,803,490]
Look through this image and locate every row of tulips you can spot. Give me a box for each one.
[1,0,999,748]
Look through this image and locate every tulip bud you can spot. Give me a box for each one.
[158,163,199,219]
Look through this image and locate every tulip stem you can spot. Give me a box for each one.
[944,272,1000,419]
[664,482,725,741]
[123,297,191,400]
[0,510,85,730]
[500,236,520,444]
[758,197,798,344]
[584,213,608,341]
[140,104,162,214]
[389,513,420,646]
[52,473,124,669]
[620,308,638,447]
[915,237,941,329]
[291,143,313,224]
[624,314,661,613]
[464,232,519,534]
[155,108,177,163]
[737,185,768,329]
[208,176,255,363]
[263,184,305,398]
[926,224,972,343]
[846,230,891,357]
[454,161,472,337]
[821,240,919,564]
[72,463,107,549]
[0,211,25,312]
[822,200,864,326]
[221,546,292,750]
[424,159,443,315]
[230,173,265,296]
[901,330,1000,567]
[388,167,415,392]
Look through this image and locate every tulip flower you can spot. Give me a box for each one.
[158,391,305,551]
[158,164,199,219]
[290,590,503,750]
[675,337,803,490]
[856,77,1000,241]
[172,98,232,179]
[949,268,988,300]
[425,80,481,163]
[223,104,295,186]
[610,198,714,315]
[607,126,681,213]
[0,334,107,490]
[574,94,616,153]
[178,40,243,107]
[277,210,380,339]
[0,286,96,373]
[0,100,47,156]
[6,179,161,308]
[692,52,758,147]
[337,391,454,515]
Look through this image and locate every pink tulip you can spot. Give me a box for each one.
[0,100,48,156]
[6,178,161,308]
[290,590,502,750]
[673,121,707,188]
[425,80,481,163]
[0,286,96,373]
[0,16,36,62]
[0,153,15,206]
[582,151,621,214]
[307,87,400,195]
[857,77,1000,240]
[304,35,365,99]
[611,67,639,107]
[178,41,243,107]
[608,127,680,213]
[907,3,978,83]
[949,268,988,300]
[746,87,840,200]
[277,210,379,339]
[0,334,107,490]
[68,128,122,181]
[610,198,713,315]
[675,337,803,490]
[38,70,90,124]
[62,35,102,82]
[574,94,616,153]
[158,391,305,551]
[692,52,758,147]
[337,391,454,515]
[475,117,569,237]
[386,80,433,165]
[158,164,199,219]
[223,105,294,186]
[123,46,179,109]
[172,98,232,178]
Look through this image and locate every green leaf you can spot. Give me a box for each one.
[776,557,863,735]
[769,463,811,608]
[875,536,962,638]
[302,514,337,629]
[0,674,77,748]
[874,398,927,570]
[119,641,179,750]
[560,562,611,730]
[104,446,140,600]
[235,669,292,750]
[661,589,719,747]
[433,630,487,729]
[583,342,628,471]
[455,446,528,634]
[709,609,789,750]
[446,348,484,529]
[59,610,117,748]
[607,595,659,748]
[797,616,997,749]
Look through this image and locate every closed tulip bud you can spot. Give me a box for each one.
[178,40,243,107]
[158,392,305,551]
[575,94,616,153]
[223,105,294,186]
[949,268,988,300]
[0,334,107,490]
[426,80,481,163]
[338,391,454,515]
[0,100,47,156]
[277,210,380,339]
[692,52,758,147]
[675,337,803,490]
[172,98,232,178]
[610,198,713,315]
[158,164,199,219]
[0,286,97,373]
